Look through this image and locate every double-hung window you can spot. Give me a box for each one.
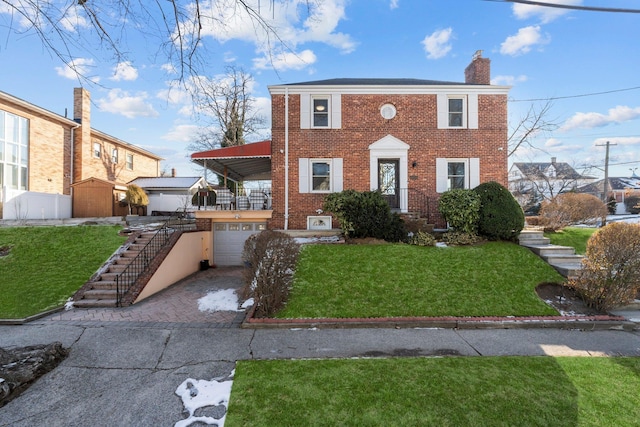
[311,160,331,192]
[93,142,102,158]
[447,161,466,190]
[448,98,464,127]
[126,153,134,170]
[312,97,330,128]
[111,148,118,164]
[436,158,480,193]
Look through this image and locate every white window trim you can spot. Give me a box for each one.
[437,93,478,129]
[436,158,480,193]
[300,93,342,129]
[111,148,118,164]
[93,142,102,158]
[298,158,344,193]
[311,96,331,129]
[126,153,134,170]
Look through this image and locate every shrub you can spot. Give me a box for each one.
[408,231,436,246]
[473,181,524,241]
[569,222,640,312]
[441,231,482,246]
[323,190,406,242]
[539,193,608,231]
[438,189,481,234]
[624,195,640,214]
[124,184,149,214]
[240,231,300,318]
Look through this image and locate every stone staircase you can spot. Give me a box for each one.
[73,231,158,308]
[518,229,584,279]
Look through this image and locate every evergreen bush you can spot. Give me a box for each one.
[473,181,524,241]
[438,189,481,234]
[323,190,406,242]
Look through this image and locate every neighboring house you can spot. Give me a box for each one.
[509,158,596,212]
[0,88,162,219]
[191,51,511,265]
[128,175,207,215]
[577,174,640,214]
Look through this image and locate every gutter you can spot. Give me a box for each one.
[284,88,289,230]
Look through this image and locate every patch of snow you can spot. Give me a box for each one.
[240,298,254,309]
[175,370,235,427]
[435,242,448,248]
[64,298,75,311]
[197,289,244,312]
[294,236,341,244]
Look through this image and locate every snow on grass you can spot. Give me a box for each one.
[175,369,235,427]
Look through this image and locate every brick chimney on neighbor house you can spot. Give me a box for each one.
[465,50,491,85]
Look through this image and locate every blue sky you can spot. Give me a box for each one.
[1,0,639,179]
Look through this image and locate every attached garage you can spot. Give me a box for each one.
[213,222,267,266]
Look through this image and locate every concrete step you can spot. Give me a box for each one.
[523,244,576,257]
[520,237,551,246]
[89,281,117,291]
[543,253,583,265]
[73,299,117,308]
[550,263,583,279]
[83,289,118,299]
[98,272,136,284]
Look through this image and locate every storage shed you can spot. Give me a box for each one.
[71,177,131,218]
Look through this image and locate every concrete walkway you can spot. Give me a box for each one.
[2,267,640,426]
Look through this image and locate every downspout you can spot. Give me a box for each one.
[284,88,290,230]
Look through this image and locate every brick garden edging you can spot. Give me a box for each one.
[242,309,636,331]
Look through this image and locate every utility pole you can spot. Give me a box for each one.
[595,141,617,203]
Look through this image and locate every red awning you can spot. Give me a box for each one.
[191,140,271,182]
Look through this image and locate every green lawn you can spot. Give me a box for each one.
[0,225,126,319]
[276,242,563,319]
[227,357,640,427]
[544,227,596,255]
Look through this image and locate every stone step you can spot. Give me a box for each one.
[98,272,136,284]
[73,299,117,308]
[89,281,117,291]
[550,263,583,279]
[519,237,551,246]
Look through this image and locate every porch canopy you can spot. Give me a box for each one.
[190,140,272,183]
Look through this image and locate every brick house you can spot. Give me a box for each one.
[0,88,162,219]
[268,51,509,230]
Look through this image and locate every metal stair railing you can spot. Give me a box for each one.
[115,211,195,306]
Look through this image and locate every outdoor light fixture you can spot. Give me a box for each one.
[412,161,417,168]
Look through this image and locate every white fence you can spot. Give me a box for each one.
[1,188,72,220]
[147,193,195,215]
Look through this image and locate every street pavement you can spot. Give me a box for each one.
[1,267,640,426]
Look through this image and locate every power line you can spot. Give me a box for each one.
[509,86,640,102]
[485,0,640,14]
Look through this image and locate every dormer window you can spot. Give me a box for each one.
[313,97,330,128]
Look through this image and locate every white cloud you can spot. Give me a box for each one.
[593,136,640,147]
[176,0,355,69]
[55,58,101,82]
[491,74,528,86]
[500,25,549,56]
[161,63,178,75]
[513,0,583,24]
[561,106,640,131]
[59,5,90,32]
[422,28,453,60]
[162,124,200,143]
[97,89,159,119]
[110,61,139,81]
[254,49,317,71]
[390,0,399,9]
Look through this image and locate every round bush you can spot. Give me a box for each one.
[539,193,607,231]
[438,189,480,234]
[473,181,524,241]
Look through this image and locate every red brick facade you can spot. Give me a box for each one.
[268,54,509,230]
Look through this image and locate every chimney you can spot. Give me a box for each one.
[171,168,176,177]
[464,50,491,85]
[551,157,556,165]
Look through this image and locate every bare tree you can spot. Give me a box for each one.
[189,66,266,151]
[0,1,317,88]
[507,100,558,157]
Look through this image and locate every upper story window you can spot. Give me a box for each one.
[111,148,118,164]
[448,98,464,127]
[0,110,29,190]
[300,93,341,129]
[437,93,477,129]
[126,153,134,170]
[312,98,330,128]
[93,142,102,158]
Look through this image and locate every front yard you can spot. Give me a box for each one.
[0,226,126,319]
[227,356,640,426]
[276,242,564,319]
